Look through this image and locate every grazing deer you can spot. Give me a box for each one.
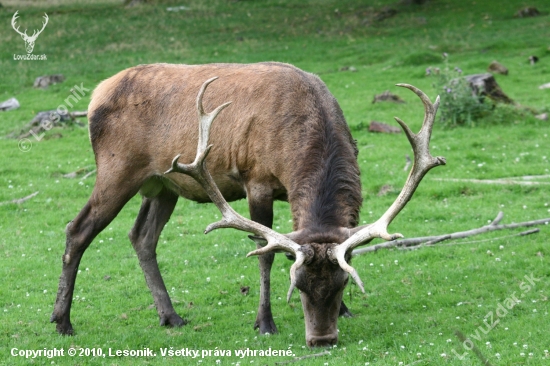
[11,11,48,54]
[51,63,444,347]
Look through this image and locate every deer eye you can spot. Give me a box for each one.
[284,252,296,261]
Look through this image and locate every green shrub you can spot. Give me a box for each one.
[428,56,492,127]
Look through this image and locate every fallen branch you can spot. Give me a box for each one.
[433,176,550,186]
[7,110,88,140]
[70,111,88,118]
[352,212,549,255]
[455,330,493,366]
[63,166,96,179]
[80,169,97,180]
[274,350,330,365]
[0,191,39,206]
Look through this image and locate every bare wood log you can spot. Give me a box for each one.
[455,330,493,366]
[70,111,88,118]
[0,191,39,206]
[352,212,550,255]
[433,177,550,186]
[464,73,514,104]
[8,110,88,139]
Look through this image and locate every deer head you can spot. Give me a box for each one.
[166,77,446,347]
[12,11,49,54]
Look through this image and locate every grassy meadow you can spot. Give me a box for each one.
[1,0,549,365]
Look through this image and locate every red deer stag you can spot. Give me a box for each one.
[51,63,445,347]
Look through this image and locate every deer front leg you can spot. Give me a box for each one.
[129,187,187,328]
[247,184,278,334]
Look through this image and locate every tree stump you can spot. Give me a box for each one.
[372,90,405,104]
[33,74,65,88]
[368,121,402,134]
[464,73,514,104]
[514,7,540,18]
[488,61,508,75]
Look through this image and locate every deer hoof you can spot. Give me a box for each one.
[159,313,188,327]
[338,301,354,318]
[52,316,74,335]
[254,316,278,335]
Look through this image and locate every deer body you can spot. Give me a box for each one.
[52,62,363,343]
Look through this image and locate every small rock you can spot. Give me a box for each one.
[535,113,548,121]
[529,56,539,65]
[488,61,508,75]
[377,184,395,196]
[340,66,357,72]
[33,74,65,89]
[368,121,402,134]
[514,7,540,18]
[0,98,21,111]
[372,90,405,104]
[538,82,550,90]
[0,97,20,111]
[373,7,398,22]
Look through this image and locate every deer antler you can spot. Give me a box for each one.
[165,77,305,301]
[11,12,48,40]
[30,13,49,40]
[11,11,27,38]
[329,84,446,292]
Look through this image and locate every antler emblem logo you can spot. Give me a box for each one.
[11,11,49,54]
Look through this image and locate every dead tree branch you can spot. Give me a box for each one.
[455,330,493,366]
[433,176,550,186]
[0,191,39,206]
[352,212,549,255]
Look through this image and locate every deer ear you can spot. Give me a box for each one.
[247,235,267,247]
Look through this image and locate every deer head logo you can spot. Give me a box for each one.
[11,11,49,54]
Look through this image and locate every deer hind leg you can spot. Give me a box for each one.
[51,176,140,335]
[128,184,186,328]
[247,185,278,334]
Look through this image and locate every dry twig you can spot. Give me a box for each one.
[433,175,550,186]
[0,191,39,206]
[455,330,493,366]
[352,212,549,256]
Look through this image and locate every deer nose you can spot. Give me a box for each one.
[306,334,338,348]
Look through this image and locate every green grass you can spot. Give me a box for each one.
[1,0,550,365]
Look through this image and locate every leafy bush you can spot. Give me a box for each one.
[427,56,492,127]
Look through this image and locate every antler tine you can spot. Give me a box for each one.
[164,77,302,260]
[11,11,27,37]
[329,84,446,292]
[34,13,49,38]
